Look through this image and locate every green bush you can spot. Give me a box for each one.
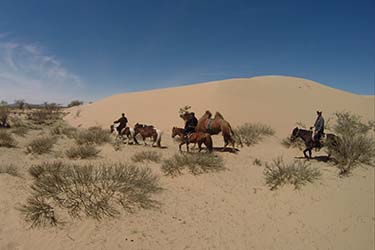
[0,130,17,147]
[161,153,225,176]
[21,162,162,227]
[26,136,57,154]
[74,126,111,145]
[66,145,100,159]
[328,112,375,176]
[234,123,275,146]
[131,151,162,163]
[264,157,321,190]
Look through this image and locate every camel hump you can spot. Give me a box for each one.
[214,112,224,120]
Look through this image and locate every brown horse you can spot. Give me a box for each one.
[196,111,242,150]
[134,123,162,147]
[172,127,212,152]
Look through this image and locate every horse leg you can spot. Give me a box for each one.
[303,148,309,159]
[143,136,147,146]
[198,142,203,152]
[309,149,312,159]
[179,142,184,152]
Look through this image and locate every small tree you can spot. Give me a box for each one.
[67,100,83,108]
[14,99,26,110]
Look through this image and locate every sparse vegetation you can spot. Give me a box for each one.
[0,106,10,127]
[328,112,375,176]
[67,100,83,108]
[27,108,61,126]
[50,123,77,138]
[234,123,275,146]
[74,126,111,145]
[131,151,162,163]
[0,164,20,177]
[264,157,321,190]
[0,130,17,147]
[11,126,29,137]
[26,136,57,154]
[253,158,262,166]
[66,145,100,159]
[21,162,162,227]
[161,153,224,176]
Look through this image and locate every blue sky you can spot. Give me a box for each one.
[0,0,374,104]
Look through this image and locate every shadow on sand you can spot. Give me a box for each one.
[294,155,332,162]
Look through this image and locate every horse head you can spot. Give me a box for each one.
[290,127,300,141]
[171,127,177,138]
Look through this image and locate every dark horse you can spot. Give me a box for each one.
[290,127,337,159]
[134,123,162,147]
[172,127,213,152]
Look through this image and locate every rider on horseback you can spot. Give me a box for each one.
[312,110,324,148]
[114,113,128,136]
[184,112,198,135]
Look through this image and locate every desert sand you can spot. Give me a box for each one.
[0,75,374,250]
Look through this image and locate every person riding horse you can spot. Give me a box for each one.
[184,112,198,135]
[113,113,128,135]
[312,110,325,148]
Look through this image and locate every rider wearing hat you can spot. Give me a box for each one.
[312,110,325,147]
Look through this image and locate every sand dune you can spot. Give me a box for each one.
[65,76,374,135]
[1,75,374,250]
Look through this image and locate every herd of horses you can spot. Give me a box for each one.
[110,110,337,159]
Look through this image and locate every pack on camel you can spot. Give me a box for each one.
[196,111,242,150]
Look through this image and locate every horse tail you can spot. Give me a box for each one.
[206,134,213,152]
[156,129,162,147]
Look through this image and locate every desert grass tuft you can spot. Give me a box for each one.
[11,126,29,137]
[26,136,57,154]
[22,162,162,227]
[253,158,262,166]
[161,153,224,176]
[281,137,305,150]
[131,151,162,163]
[264,157,321,190]
[66,145,100,159]
[234,123,275,146]
[0,130,17,147]
[74,126,111,145]
[0,164,20,177]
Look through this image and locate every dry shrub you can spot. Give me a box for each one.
[66,145,100,159]
[131,151,162,163]
[74,126,111,145]
[234,123,275,146]
[161,153,224,176]
[264,157,321,190]
[253,158,262,166]
[0,130,17,147]
[50,123,77,138]
[11,126,29,137]
[328,112,375,176]
[0,164,20,177]
[21,162,162,227]
[26,136,57,154]
[27,109,61,125]
[0,107,10,127]
[67,100,83,108]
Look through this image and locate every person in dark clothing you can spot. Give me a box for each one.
[184,112,198,135]
[312,110,325,148]
[114,113,128,135]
